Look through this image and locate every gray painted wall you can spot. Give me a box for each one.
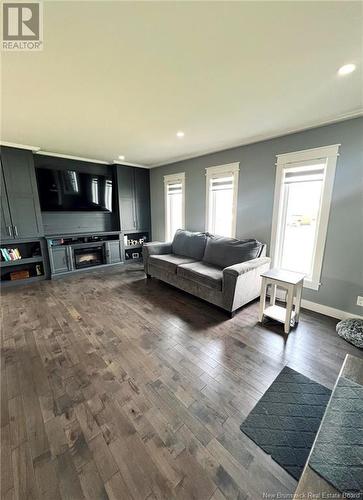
[150,117,363,315]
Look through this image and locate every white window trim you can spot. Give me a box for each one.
[164,172,185,241]
[205,162,240,238]
[270,144,340,290]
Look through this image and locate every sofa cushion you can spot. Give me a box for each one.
[203,236,263,268]
[149,254,197,274]
[177,261,223,291]
[172,229,208,260]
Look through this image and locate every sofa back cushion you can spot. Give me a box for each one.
[203,236,263,268]
[172,229,208,260]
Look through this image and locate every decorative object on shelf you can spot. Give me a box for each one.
[49,238,65,247]
[124,231,150,261]
[124,232,149,248]
[35,264,42,276]
[336,318,363,348]
[259,268,305,334]
[10,270,30,281]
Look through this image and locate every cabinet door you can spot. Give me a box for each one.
[105,240,122,264]
[50,247,69,274]
[1,147,43,238]
[0,165,14,240]
[134,168,151,231]
[117,166,137,231]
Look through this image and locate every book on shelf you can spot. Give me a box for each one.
[0,247,22,262]
[1,249,9,261]
[8,249,17,260]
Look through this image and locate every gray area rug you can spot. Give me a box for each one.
[309,376,363,494]
[240,366,331,480]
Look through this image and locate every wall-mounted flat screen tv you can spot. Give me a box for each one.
[36,167,113,212]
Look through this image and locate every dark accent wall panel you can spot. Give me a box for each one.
[42,212,115,235]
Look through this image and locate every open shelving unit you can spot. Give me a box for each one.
[0,239,47,287]
[123,231,149,261]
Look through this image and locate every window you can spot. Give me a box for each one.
[205,163,239,237]
[164,172,185,241]
[271,144,340,290]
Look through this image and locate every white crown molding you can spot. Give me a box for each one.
[112,160,150,169]
[1,142,148,167]
[0,141,40,152]
[149,109,363,168]
[36,151,109,164]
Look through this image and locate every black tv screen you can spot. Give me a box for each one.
[36,167,113,212]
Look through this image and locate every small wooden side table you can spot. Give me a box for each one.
[259,268,305,334]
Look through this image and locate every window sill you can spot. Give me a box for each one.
[303,279,320,291]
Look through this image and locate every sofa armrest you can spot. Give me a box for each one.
[223,257,271,278]
[142,241,172,274]
[222,256,271,312]
[143,241,172,257]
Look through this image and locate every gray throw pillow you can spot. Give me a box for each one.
[203,236,263,268]
[172,229,208,260]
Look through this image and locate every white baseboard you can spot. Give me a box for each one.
[269,288,362,320]
[301,299,363,321]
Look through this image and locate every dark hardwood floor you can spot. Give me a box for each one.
[1,263,361,500]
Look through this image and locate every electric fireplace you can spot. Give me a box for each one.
[73,245,105,269]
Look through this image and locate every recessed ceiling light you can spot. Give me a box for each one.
[118,155,125,161]
[176,131,185,138]
[338,63,356,76]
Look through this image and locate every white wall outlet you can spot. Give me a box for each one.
[357,296,363,307]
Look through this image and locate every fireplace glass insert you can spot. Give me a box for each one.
[73,245,105,269]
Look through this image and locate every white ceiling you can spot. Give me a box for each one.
[1,1,362,167]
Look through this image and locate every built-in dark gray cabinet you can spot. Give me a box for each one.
[48,236,122,277]
[116,166,150,232]
[105,240,122,264]
[50,247,71,274]
[1,168,13,240]
[117,166,137,231]
[134,167,151,231]
[0,147,43,239]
